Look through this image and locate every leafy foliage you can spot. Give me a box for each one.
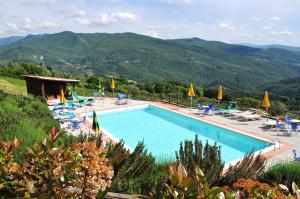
[107,140,160,195]
[260,162,300,191]
[0,129,114,198]
[219,152,266,186]
[175,135,224,186]
[150,162,229,199]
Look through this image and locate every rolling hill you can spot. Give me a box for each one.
[240,43,300,52]
[0,31,300,89]
[0,36,23,46]
[260,76,300,98]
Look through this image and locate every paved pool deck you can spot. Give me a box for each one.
[48,98,299,167]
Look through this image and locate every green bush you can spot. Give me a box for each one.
[175,135,224,186]
[260,162,300,190]
[0,92,59,162]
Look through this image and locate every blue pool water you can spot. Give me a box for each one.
[93,105,272,163]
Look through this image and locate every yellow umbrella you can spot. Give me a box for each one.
[217,85,222,101]
[188,83,195,108]
[92,110,100,132]
[111,79,116,97]
[262,91,270,110]
[262,91,270,120]
[60,89,66,104]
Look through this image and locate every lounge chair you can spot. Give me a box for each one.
[290,122,298,132]
[202,103,213,115]
[67,100,82,109]
[292,150,300,161]
[285,115,292,124]
[68,116,86,130]
[218,101,237,116]
[115,93,128,105]
[237,113,261,122]
[276,119,286,133]
[72,91,85,104]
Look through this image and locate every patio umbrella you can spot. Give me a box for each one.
[262,91,270,120]
[217,85,222,107]
[60,89,66,104]
[217,85,222,100]
[188,83,195,108]
[92,110,100,132]
[111,79,115,97]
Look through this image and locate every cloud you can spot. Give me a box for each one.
[262,25,272,30]
[75,18,91,26]
[6,22,17,29]
[166,0,192,5]
[39,21,57,28]
[22,0,57,6]
[218,22,235,30]
[252,16,261,21]
[95,12,136,26]
[23,17,34,30]
[270,16,280,21]
[241,33,254,38]
[269,30,292,36]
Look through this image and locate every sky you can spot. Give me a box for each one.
[0,0,299,46]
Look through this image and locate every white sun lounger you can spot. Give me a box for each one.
[237,113,261,122]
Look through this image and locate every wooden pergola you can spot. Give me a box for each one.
[23,75,80,98]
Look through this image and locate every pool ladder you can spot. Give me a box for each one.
[271,138,281,151]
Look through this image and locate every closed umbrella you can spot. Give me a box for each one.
[60,89,66,104]
[262,91,270,120]
[217,85,222,107]
[217,85,222,101]
[92,110,100,132]
[188,83,195,108]
[111,79,115,97]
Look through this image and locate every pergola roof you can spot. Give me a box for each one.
[22,75,80,83]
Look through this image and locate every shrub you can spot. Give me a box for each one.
[0,92,59,162]
[175,135,224,186]
[260,162,300,191]
[0,129,113,198]
[107,141,160,195]
[218,152,266,186]
[232,178,287,199]
[150,162,229,199]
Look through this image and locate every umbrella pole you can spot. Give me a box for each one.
[190,96,192,108]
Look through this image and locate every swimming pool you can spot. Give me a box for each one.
[90,105,273,163]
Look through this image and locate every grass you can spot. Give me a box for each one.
[0,76,27,95]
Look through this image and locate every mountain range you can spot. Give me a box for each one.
[240,43,300,52]
[0,31,300,94]
[0,36,23,46]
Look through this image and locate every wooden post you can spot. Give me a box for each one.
[41,80,45,98]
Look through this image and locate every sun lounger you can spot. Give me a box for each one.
[218,101,237,116]
[263,120,277,128]
[115,93,129,105]
[276,119,286,134]
[237,113,261,122]
[67,100,82,109]
[292,150,300,161]
[72,91,85,102]
[67,116,86,130]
